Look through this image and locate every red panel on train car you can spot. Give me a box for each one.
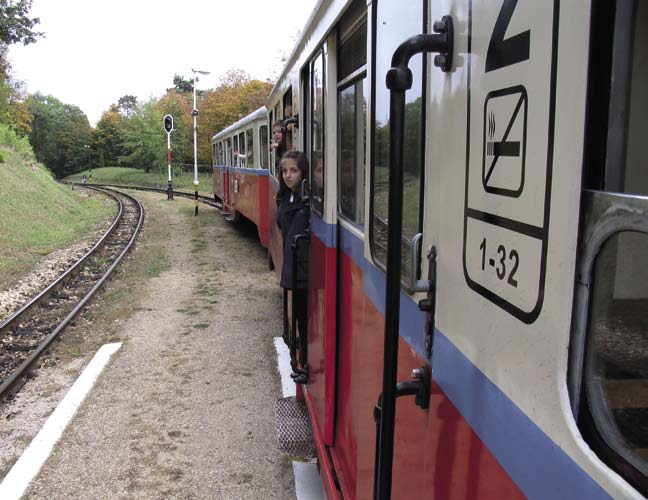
[223,169,231,210]
[213,167,224,202]
[234,172,259,226]
[268,177,282,279]
[257,176,269,247]
[391,356,525,500]
[322,249,526,499]
[305,234,337,446]
[330,249,365,496]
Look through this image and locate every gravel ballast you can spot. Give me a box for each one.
[0,192,295,499]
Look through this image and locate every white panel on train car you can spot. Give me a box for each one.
[463,0,557,324]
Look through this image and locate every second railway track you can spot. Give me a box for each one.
[0,186,144,400]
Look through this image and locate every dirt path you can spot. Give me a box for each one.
[0,191,294,499]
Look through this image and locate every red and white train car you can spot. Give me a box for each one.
[215,0,648,498]
[210,107,272,247]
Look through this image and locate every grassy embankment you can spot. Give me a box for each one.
[0,127,113,290]
[66,167,214,197]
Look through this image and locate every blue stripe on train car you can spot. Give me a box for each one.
[315,214,613,500]
[215,165,270,176]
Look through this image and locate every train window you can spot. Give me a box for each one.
[246,128,254,168]
[310,49,326,214]
[283,90,294,151]
[586,231,648,467]
[269,113,276,177]
[337,5,367,227]
[337,0,366,82]
[338,79,367,226]
[370,0,426,284]
[572,2,648,495]
[238,132,245,167]
[226,138,232,165]
[259,125,269,169]
[232,135,239,167]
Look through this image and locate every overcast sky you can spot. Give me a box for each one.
[8,0,318,126]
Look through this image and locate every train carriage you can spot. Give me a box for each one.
[212,0,647,498]
[210,107,271,247]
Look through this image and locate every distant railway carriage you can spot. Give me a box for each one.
[211,0,648,498]
[210,107,271,247]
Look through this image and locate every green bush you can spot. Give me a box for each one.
[0,123,34,158]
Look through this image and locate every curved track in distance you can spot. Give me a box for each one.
[0,186,144,400]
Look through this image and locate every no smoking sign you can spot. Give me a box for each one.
[463,0,558,324]
[482,85,527,197]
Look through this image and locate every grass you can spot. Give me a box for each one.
[373,165,422,236]
[0,147,114,289]
[65,166,215,196]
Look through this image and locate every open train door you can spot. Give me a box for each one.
[223,137,232,212]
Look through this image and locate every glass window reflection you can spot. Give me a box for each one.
[371,0,425,284]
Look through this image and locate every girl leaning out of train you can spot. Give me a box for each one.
[276,151,310,381]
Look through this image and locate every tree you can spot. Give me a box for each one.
[200,69,272,166]
[0,0,43,46]
[94,107,124,167]
[27,93,91,177]
[156,90,193,168]
[168,74,193,94]
[0,69,31,134]
[116,95,138,117]
[75,69,272,175]
[0,1,42,135]
[118,100,165,173]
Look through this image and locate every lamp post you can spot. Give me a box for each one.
[83,144,91,182]
[164,115,174,200]
[191,68,210,216]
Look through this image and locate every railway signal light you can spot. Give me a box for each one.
[164,114,174,134]
[164,115,174,200]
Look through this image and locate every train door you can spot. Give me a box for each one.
[304,38,338,448]
[570,2,648,495]
[331,2,369,497]
[381,0,644,498]
[368,0,435,497]
[224,137,232,209]
[232,134,241,209]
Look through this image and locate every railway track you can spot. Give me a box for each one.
[0,186,144,400]
[68,182,222,210]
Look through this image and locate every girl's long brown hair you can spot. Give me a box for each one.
[277,150,309,201]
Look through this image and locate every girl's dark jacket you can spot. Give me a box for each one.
[276,193,309,289]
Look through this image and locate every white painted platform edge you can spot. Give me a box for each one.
[0,342,122,500]
[273,337,325,500]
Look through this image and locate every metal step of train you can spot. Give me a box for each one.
[275,396,316,460]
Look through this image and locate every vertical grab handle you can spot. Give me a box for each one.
[374,16,454,500]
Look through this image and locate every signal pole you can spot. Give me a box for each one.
[164,114,174,200]
[191,68,210,216]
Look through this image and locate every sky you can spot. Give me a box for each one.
[8,0,319,126]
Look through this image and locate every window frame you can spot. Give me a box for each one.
[232,135,239,167]
[570,2,648,494]
[283,89,294,151]
[368,0,428,287]
[245,127,254,168]
[570,191,648,489]
[337,73,367,227]
[308,46,326,216]
[259,124,269,170]
[237,132,245,168]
